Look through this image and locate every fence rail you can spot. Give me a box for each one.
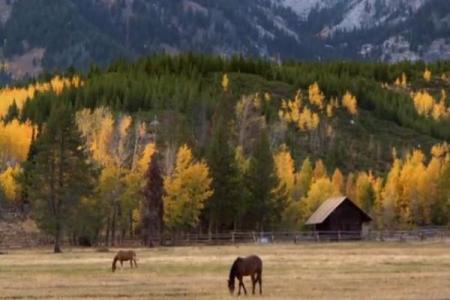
[92,229,450,247]
[3,229,450,249]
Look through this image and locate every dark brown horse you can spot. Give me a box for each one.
[228,255,263,295]
[112,250,138,272]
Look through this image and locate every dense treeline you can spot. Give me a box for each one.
[18,54,450,140]
[0,54,449,251]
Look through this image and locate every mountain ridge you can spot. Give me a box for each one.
[0,0,449,82]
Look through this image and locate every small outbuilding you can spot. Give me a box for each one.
[305,196,372,240]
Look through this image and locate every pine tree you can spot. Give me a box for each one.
[23,104,96,253]
[3,100,19,123]
[206,114,242,232]
[434,158,450,224]
[141,152,164,247]
[244,131,286,230]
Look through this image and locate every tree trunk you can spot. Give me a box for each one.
[111,207,117,247]
[105,215,110,246]
[54,224,62,253]
[147,209,157,247]
[129,211,133,239]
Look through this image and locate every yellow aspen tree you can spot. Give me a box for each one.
[137,143,156,173]
[398,150,425,225]
[382,158,402,227]
[331,168,345,195]
[297,107,310,130]
[308,82,325,109]
[432,90,449,120]
[273,145,299,229]
[401,72,407,88]
[279,93,302,124]
[310,112,320,130]
[431,143,449,159]
[76,107,115,166]
[302,177,335,218]
[418,156,442,225]
[412,90,435,117]
[326,103,334,118]
[163,144,213,230]
[273,145,296,193]
[222,73,229,92]
[342,91,358,115]
[312,159,327,182]
[297,158,313,198]
[0,120,33,164]
[371,176,384,228]
[0,165,22,204]
[423,67,432,82]
[0,76,82,117]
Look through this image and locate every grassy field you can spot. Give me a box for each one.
[1,242,450,299]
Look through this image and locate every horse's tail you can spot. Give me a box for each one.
[112,256,118,272]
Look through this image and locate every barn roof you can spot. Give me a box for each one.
[305,196,371,225]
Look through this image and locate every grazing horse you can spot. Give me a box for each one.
[228,255,263,295]
[112,250,138,272]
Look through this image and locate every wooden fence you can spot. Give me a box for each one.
[3,228,450,249]
[92,228,450,247]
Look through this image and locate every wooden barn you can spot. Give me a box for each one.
[305,196,372,240]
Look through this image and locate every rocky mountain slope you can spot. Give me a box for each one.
[0,0,449,81]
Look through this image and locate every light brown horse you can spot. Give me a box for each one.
[112,250,138,272]
[228,255,263,295]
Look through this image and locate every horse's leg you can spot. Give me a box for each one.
[120,260,123,268]
[134,258,138,268]
[240,277,247,295]
[258,271,262,295]
[130,259,133,268]
[237,277,242,296]
[251,274,256,295]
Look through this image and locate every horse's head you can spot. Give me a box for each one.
[227,279,235,295]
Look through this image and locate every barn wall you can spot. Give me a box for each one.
[327,201,364,231]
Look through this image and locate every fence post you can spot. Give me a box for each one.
[231,232,235,244]
[338,231,341,241]
[419,231,425,241]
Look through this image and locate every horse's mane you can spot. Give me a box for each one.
[228,257,241,282]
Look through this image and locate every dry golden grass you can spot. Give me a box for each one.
[1,242,450,299]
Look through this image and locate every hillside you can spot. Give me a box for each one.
[0,55,449,248]
[11,56,449,168]
[1,0,450,82]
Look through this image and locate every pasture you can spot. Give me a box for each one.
[1,242,450,299]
